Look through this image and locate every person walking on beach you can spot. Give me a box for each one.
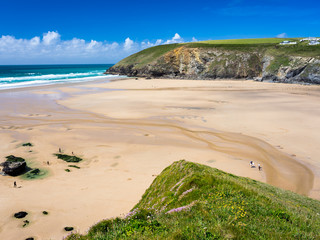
[14,181,17,188]
[251,161,255,168]
[258,164,262,171]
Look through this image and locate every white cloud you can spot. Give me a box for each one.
[0,31,196,64]
[124,37,134,51]
[192,37,198,42]
[276,33,288,38]
[43,31,60,45]
[164,33,184,44]
[155,39,163,45]
[30,36,40,46]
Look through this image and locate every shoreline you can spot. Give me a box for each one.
[0,78,319,239]
[0,76,128,94]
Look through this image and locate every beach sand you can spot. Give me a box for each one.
[0,78,319,239]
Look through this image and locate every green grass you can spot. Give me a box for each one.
[115,44,179,67]
[267,55,291,73]
[196,38,299,45]
[21,168,48,180]
[54,154,83,163]
[113,38,320,69]
[66,160,320,240]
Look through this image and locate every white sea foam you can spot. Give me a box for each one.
[0,71,103,82]
[0,74,122,90]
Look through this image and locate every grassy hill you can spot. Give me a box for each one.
[114,38,320,68]
[67,160,320,239]
[107,38,320,83]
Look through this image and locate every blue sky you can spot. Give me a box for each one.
[0,0,319,64]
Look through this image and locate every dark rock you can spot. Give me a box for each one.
[25,238,34,240]
[64,226,74,231]
[1,155,27,176]
[23,220,30,227]
[1,161,26,176]
[14,211,28,219]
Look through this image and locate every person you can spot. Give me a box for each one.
[258,164,262,171]
[47,161,50,165]
[59,148,62,153]
[14,181,17,188]
[250,161,253,167]
[251,161,255,168]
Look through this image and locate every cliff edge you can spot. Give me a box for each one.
[106,38,320,84]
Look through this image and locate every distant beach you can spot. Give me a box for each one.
[0,78,320,239]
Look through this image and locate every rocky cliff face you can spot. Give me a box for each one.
[107,46,320,84]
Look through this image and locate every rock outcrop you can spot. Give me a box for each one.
[106,46,320,84]
[0,155,27,176]
[14,211,28,219]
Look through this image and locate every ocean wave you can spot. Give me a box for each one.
[0,74,122,90]
[0,71,103,82]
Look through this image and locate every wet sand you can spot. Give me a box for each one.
[0,78,319,239]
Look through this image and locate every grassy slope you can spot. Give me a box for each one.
[114,38,320,69]
[67,160,320,240]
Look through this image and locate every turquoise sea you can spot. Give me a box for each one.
[0,64,119,90]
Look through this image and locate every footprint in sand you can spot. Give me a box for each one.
[110,162,119,167]
[207,159,216,163]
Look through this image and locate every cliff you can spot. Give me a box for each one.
[106,38,320,84]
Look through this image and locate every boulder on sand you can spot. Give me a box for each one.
[14,211,28,219]
[0,155,27,176]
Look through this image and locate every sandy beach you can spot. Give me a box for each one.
[0,78,320,240]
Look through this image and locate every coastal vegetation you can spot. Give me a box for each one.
[22,168,48,180]
[66,160,320,239]
[54,153,83,163]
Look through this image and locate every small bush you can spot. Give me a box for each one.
[65,169,71,172]
[88,220,113,236]
[42,211,48,215]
